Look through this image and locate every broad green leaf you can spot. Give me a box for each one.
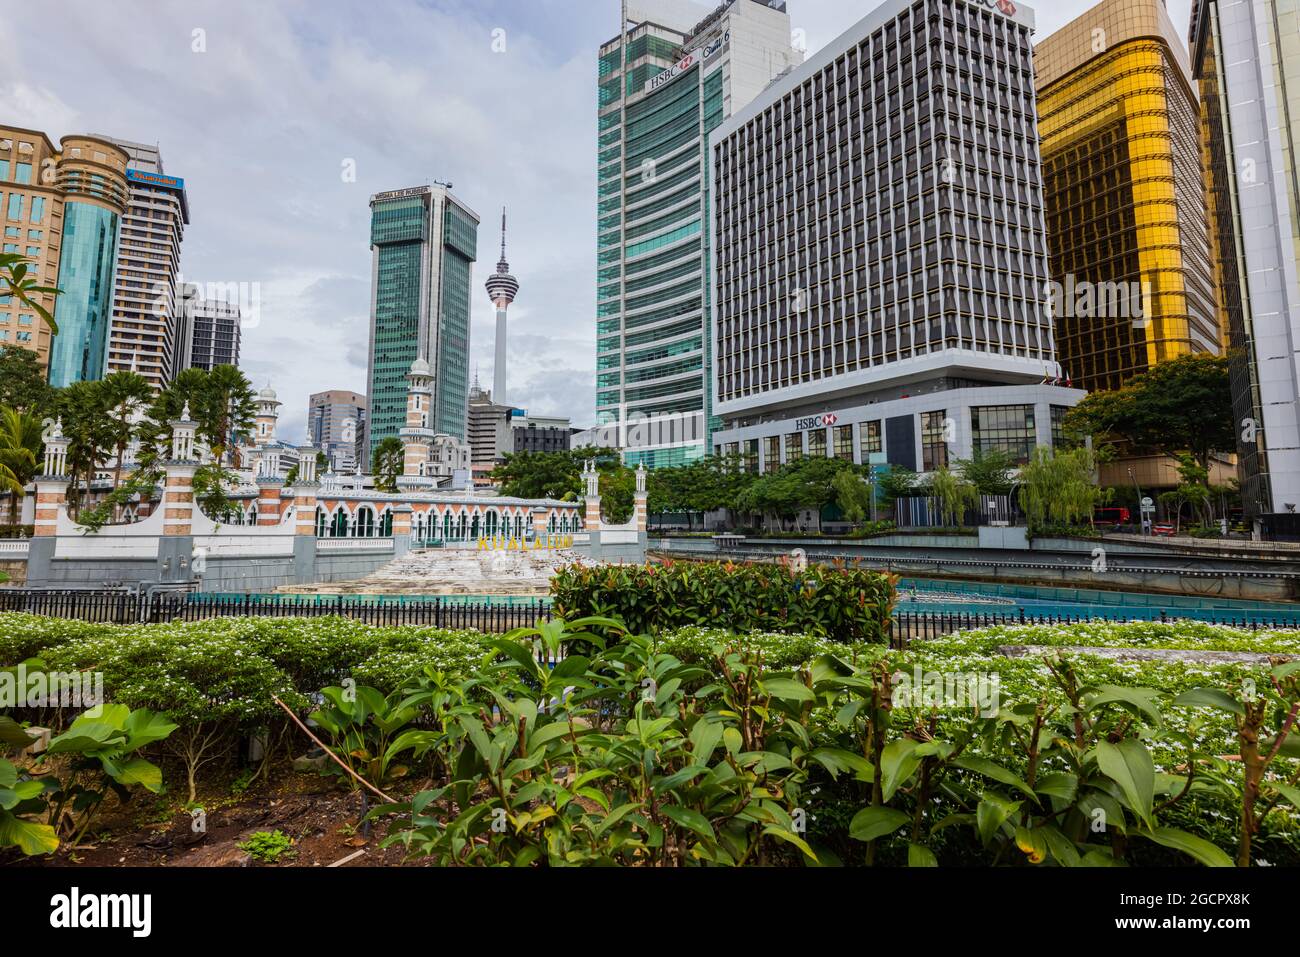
[1266,782,1300,811]
[908,843,938,867]
[1142,827,1233,868]
[1173,688,1245,716]
[0,717,37,750]
[1034,772,1078,803]
[0,759,16,790]
[122,710,178,752]
[689,719,723,761]
[112,758,163,792]
[976,794,1020,846]
[879,739,922,802]
[0,811,59,855]
[1087,686,1164,725]
[660,805,714,841]
[1096,739,1155,829]
[954,755,1037,801]
[763,678,814,703]
[848,805,909,843]
[762,825,818,863]
[1014,825,1048,864]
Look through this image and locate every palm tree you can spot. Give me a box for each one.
[0,253,60,335]
[56,381,114,518]
[99,371,153,515]
[0,406,42,526]
[198,364,256,466]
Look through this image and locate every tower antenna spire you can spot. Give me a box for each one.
[500,206,508,264]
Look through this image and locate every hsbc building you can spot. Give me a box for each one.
[708,0,1083,475]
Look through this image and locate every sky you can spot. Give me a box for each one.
[0,0,1194,443]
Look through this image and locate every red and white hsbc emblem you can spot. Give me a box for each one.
[997,0,1017,15]
[795,413,840,430]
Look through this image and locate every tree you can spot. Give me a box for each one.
[1063,354,1233,474]
[0,252,60,334]
[1018,446,1104,533]
[928,467,978,527]
[195,364,256,465]
[876,466,918,522]
[0,346,54,415]
[0,406,42,525]
[955,448,1016,496]
[491,447,624,502]
[832,468,874,524]
[98,371,153,511]
[55,381,116,517]
[372,437,405,493]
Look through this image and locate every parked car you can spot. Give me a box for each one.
[1152,523,1176,537]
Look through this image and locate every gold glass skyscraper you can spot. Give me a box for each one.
[1035,0,1220,393]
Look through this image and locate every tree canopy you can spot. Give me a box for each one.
[1063,354,1233,472]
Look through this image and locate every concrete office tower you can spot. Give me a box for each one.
[467,381,513,480]
[366,184,479,458]
[99,138,190,390]
[309,389,367,473]
[1035,0,1218,394]
[185,285,241,370]
[484,208,519,406]
[595,0,803,468]
[0,127,65,371]
[1191,0,1300,533]
[709,0,1083,475]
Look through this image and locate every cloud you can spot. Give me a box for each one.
[0,0,1196,447]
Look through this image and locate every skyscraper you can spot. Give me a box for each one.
[1,132,134,388]
[366,184,479,458]
[1191,0,1300,532]
[484,208,519,406]
[0,127,63,370]
[185,286,241,370]
[709,0,1082,473]
[1035,0,1218,394]
[99,138,190,390]
[309,389,367,473]
[596,0,802,468]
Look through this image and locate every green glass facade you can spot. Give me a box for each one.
[596,24,722,468]
[368,190,477,459]
[48,200,119,387]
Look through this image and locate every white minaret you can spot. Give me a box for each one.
[484,207,519,405]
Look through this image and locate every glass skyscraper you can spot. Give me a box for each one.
[47,135,130,388]
[1191,0,1300,530]
[596,0,801,467]
[1035,0,1219,394]
[366,185,479,459]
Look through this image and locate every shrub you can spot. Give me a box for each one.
[238,829,295,864]
[551,561,896,643]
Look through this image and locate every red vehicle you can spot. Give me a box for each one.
[1093,507,1131,527]
[1152,524,1176,537]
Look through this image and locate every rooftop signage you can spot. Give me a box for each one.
[125,168,185,191]
[645,31,729,93]
[373,185,431,202]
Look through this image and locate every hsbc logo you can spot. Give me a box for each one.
[972,0,1017,17]
[795,413,839,431]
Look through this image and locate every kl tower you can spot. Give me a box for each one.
[484,207,519,406]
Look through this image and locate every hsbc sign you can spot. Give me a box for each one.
[645,32,729,93]
[795,413,840,431]
[971,0,1019,18]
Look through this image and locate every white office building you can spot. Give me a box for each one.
[708,0,1083,474]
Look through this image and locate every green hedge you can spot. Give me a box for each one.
[551,561,895,643]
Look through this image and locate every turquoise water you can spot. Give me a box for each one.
[895,577,1300,624]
